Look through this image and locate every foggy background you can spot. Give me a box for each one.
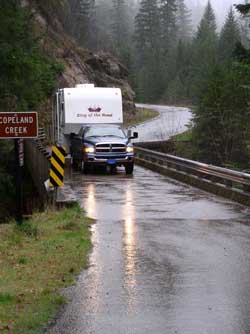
[186,0,243,26]
[125,0,246,28]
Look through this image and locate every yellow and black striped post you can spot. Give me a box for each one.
[49,146,66,188]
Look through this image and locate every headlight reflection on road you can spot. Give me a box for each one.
[85,183,96,218]
[123,184,137,308]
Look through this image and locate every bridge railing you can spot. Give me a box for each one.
[25,130,75,209]
[135,146,250,205]
[25,139,51,197]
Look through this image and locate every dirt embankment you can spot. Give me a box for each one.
[25,0,136,127]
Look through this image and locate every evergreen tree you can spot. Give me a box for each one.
[111,0,132,66]
[219,7,240,62]
[191,1,218,100]
[195,1,217,42]
[111,0,129,50]
[163,40,192,102]
[93,0,114,51]
[235,3,250,16]
[134,0,160,58]
[77,0,95,46]
[155,0,193,103]
[159,0,178,50]
[192,64,250,166]
[176,0,192,42]
[134,0,162,101]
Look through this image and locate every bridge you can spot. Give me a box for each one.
[25,105,250,334]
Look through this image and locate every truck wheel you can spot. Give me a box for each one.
[125,163,134,175]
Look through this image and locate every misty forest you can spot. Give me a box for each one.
[1,0,250,217]
[60,0,250,168]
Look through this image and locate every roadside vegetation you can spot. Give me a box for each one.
[124,107,159,127]
[0,1,63,221]
[169,130,194,159]
[171,129,192,142]
[0,205,91,334]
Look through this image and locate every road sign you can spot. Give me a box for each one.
[0,112,38,138]
[49,146,66,188]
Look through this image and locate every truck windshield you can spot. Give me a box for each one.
[84,126,126,139]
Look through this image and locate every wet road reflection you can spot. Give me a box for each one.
[48,166,250,334]
[123,184,137,310]
[85,183,96,217]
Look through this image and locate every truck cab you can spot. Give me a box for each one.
[70,124,138,174]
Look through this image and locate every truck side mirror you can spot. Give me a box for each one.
[129,132,138,140]
[133,132,138,139]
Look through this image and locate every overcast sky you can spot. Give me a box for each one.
[186,0,244,27]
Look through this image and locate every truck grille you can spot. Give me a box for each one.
[95,143,126,154]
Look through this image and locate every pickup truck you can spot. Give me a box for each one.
[70,124,138,174]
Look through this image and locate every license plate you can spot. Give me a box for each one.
[107,159,116,165]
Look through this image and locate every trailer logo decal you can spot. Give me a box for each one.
[88,107,102,113]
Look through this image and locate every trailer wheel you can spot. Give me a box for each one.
[125,163,134,175]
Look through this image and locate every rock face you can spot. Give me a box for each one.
[27,0,136,122]
[60,50,136,113]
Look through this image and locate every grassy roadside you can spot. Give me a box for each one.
[171,129,192,142]
[124,108,159,127]
[0,205,92,334]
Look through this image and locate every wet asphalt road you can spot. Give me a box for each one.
[49,106,250,334]
[133,104,192,142]
[49,166,250,334]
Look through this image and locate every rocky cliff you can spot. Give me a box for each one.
[25,0,136,127]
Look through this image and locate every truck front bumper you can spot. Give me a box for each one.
[84,153,134,165]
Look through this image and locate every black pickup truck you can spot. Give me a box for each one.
[70,124,138,174]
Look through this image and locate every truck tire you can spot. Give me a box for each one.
[125,163,134,175]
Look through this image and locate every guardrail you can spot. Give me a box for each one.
[135,146,250,206]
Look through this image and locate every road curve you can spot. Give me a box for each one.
[133,104,192,142]
[48,164,250,334]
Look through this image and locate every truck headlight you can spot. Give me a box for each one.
[84,147,95,153]
[126,146,134,153]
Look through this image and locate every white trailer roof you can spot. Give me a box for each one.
[63,87,123,125]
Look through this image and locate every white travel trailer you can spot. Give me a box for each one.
[53,84,123,152]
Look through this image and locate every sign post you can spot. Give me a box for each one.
[0,112,38,224]
[14,139,23,224]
